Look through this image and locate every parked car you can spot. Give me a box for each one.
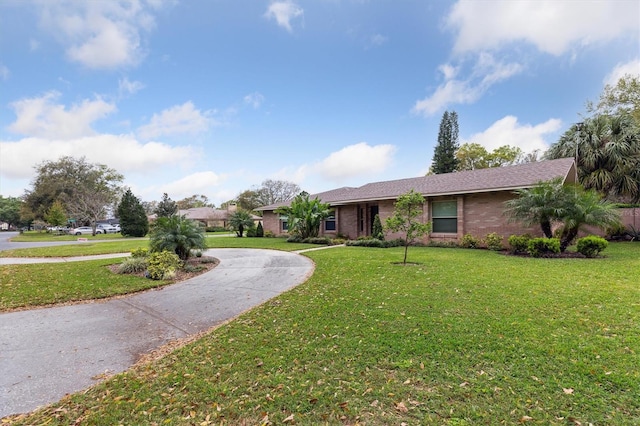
[71,226,94,235]
[113,224,121,232]
[96,224,117,234]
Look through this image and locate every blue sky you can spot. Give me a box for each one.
[1,0,638,206]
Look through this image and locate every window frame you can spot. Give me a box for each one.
[431,200,458,234]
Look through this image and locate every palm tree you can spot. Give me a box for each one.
[228,210,255,237]
[504,178,570,238]
[545,115,640,202]
[149,215,206,261]
[275,192,331,239]
[558,188,621,252]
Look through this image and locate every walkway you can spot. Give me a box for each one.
[0,248,315,418]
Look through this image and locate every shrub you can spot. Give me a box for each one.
[346,238,404,248]
[205,226,228,232]
[130,247,149,258]
[287,234,303,243]
[484,232,504,251]
[372,214,384,240]
[627,226,640,242]
[460,233,480,249]
[264,230,275,238]
[146,250,182,280]
[256,222,264,237]
[527,238,560,258]
[576,235,608,258]
[117,257,148,274]
[508,234,532,254]
[303,237,332,245]
[246,227,257,237]
[427,240,458,248]
[605,223,628,240]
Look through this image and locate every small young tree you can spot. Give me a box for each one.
[372,213,384,240]
[385,190,432,264]
[228,210,255,237]
[149,215,206,261]
[117,189,149,237]
[256,221,264,237]
[44,200,67,229]
[155,193,178,218]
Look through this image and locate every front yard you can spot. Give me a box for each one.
[3,242,639,424]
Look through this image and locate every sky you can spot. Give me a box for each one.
[1,0,639,207]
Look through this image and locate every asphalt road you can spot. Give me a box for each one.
[0,245,315,418]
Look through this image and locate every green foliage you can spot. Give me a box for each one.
[256,222,264,237]
[117,189,149,237]
[527,238,561,257]
[44,200,67,228]
[576,235,609,258]
[506,180,621,251]
[264,230,275,238]
[508,234,532,254]
[228,210,255,237]
[205,226,228,232]
[384,190,432,264]
[346,238,404,248]
[545,115,640,203]
[130,247,149,258]
[149,215,206,261]
[431,110,459,174]
[175,194,212,210]
[372,214,384,240]
[23,156,123,221]
[146,250,182,280]
[154,193,178,218]
[0,195,23,229]
[116,257,148,274]
[484,232,504,251]
[455,143,523,171]
[628,225,640,241]
[460,233,480,248]
[275,192,332,239]
[557,187,621,251]
[504,178,568,238]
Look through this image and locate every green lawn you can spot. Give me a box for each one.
[5,243,639,425]
[0,235,318,258]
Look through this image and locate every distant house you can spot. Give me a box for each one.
[149,204,261,229]
[257,158,578,243]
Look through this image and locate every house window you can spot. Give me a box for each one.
[280,216,288,231]
[325,213,336,231]
[432,200,457,233]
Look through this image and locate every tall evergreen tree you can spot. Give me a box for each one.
[117,189,149,237]
[154,193,178,218]
[430,110,460,174]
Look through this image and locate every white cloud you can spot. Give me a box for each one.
[7,91,116,139]
[446,0,640,56]
[137,102,214,139]
[29,39,40,51]
[0,134,196,181]
[0,63,9,80]
[153,171,227,201]
[118,77,145,97]
[604,59,640,86]
[38,1,169,69]
[463,116,563,154]
[264,1,304,33]
[412,54,523,116]
[244,92,265,109]
[366,33,388,49]
[313,142,396,181]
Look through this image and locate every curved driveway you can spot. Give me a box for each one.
[0,247,315,418]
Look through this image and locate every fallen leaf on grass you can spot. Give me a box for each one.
[395,402,408,413]
[519,415,533,423]
[563,388,574,394]
[283,414,295,423]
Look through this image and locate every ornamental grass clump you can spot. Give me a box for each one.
[116,257,148,274]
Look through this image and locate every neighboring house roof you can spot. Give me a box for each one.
[179,207,261,221]
[257,158,576,210]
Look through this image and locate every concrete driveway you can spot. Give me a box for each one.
[0,248,314,418]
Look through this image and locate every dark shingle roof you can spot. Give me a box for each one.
[257,158,576,210]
